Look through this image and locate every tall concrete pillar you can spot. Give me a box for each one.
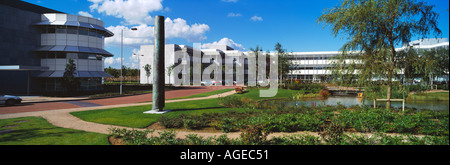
[151,15,165,112]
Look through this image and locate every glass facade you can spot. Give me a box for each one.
[40,25,105,39]
[42,78,102,91]
[39,52,103,61]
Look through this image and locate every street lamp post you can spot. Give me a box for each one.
[120,27,138,95]
[133,53,144,84]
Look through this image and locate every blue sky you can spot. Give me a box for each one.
[24,0,449,69]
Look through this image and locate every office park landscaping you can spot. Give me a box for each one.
[101,87,449,145]
[2,85,447,145]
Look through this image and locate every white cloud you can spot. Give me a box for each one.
[227,13,242,17]
[104,57,124,68]
[165,18,210,42]
[78,11,94,18]
[202,37,246,51]
[104,57,115,66]
[250,16,263,21]
[221,0,238,3]
[105,24,155,47]
[105,18,210,47]
[88,0,163,25]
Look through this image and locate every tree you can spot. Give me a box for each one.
[318,0,441,109]
[143,64,152,84]
[419,48,449,87]
[167,64,175,84]
[398,47,421,86]
[250,45,263,83]
[63,58,80,93]
[105,66,119,78]
[274,43,290,84]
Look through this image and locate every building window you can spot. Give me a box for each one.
[96,32,103,38]
[47,27,56,33]
[56,26,67,33]
[55,53,66,58]
[88,54,97,60]
[79,28,88,35]
[41,26,106,38]
[89,30,97,37]
[67,53,78,59]
[96,55,103,61]
[41,27,47,34]
[67,27,78,34]
[78,53,89,59]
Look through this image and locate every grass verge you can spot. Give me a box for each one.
[71,98,248,128]
[167,88,234,100]
[407,92,449,101]
[0,117,109,145]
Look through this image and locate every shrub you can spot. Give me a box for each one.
[109,128,449,145]
[218,96,244,108]
[283,83,327,93]
[159,115,185,128]
[319,89,331,98]
[214,117,241,133]
[319,120,347,145]
[183,115,210,130]
[240,124,270,145]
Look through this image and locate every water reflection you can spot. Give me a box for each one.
[291,96,449,111]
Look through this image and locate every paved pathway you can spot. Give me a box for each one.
[0,86,233,114]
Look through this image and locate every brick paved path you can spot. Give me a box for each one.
[0,86,233,114]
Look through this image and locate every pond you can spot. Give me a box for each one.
[290,96,449,111]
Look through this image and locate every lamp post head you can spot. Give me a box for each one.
[131,28,138,31]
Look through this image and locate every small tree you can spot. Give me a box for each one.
[63,58,80,94]
[143,64,152,84]
[274,43,290,84]
[167,64,175,84]
[318,0,441,109]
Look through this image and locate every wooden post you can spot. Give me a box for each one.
[374,98,405,111]
[402,99,405,112]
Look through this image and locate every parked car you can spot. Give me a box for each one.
[201,80,218,86]
[0,94,22,106]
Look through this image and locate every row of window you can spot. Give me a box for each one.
[39,52,103,61]
[40,26,105,39]
[42,78,102,91]
[289,66,332,70]
[287,75,315,80]
[288,56,334,60]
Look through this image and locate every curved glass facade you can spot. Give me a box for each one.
[34,13,114,92]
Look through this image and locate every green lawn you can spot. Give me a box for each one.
[168,88,234,100]
[407,92,449,101]
[232,88,300,101]
[0,117,109,145]
[71,98,249,128]
[72,88,300,128]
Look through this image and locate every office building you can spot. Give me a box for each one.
[139,38,448,85]
[0,0,114,94]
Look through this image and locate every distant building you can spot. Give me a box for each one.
[0,0,114,95]
[283,38,449,82]
[139,38,448,85]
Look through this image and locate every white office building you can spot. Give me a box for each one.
[138,38,448,85]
